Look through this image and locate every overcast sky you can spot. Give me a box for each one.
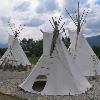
[0,0,100,43]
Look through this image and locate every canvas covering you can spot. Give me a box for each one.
[68,29,100,76]
[19,31,91,95]
[0,35,31,66]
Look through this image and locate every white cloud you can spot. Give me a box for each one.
[0,0,100,44]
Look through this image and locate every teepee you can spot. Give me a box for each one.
[0,23,31,67]
[66,2,100,76]
[19,17,91,95]
[68,29,100,76]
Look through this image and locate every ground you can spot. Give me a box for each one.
[0,69,100,100]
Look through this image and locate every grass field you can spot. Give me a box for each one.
[29,56,39,64]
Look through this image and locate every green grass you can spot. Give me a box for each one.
[28,56,39,64]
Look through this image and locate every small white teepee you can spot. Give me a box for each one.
[68,29,100,76]
[19,29,91,95]
[0,35,31,67]
[65,1,100,76]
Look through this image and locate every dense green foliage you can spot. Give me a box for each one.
[20,38,43,64]
[21,38,43,58]
[92,46,100,59]
[0,48,7,57]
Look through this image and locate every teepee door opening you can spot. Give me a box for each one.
[32,75,47,92]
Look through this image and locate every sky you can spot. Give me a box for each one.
[0,0,100,43]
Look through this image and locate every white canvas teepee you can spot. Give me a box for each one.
[0,35,31,67]
[19,30,91,95]
[68,29,100,76]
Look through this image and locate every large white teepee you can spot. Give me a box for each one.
[19,30,91,95]
[0,35,31,67]
[68,29,100,76]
